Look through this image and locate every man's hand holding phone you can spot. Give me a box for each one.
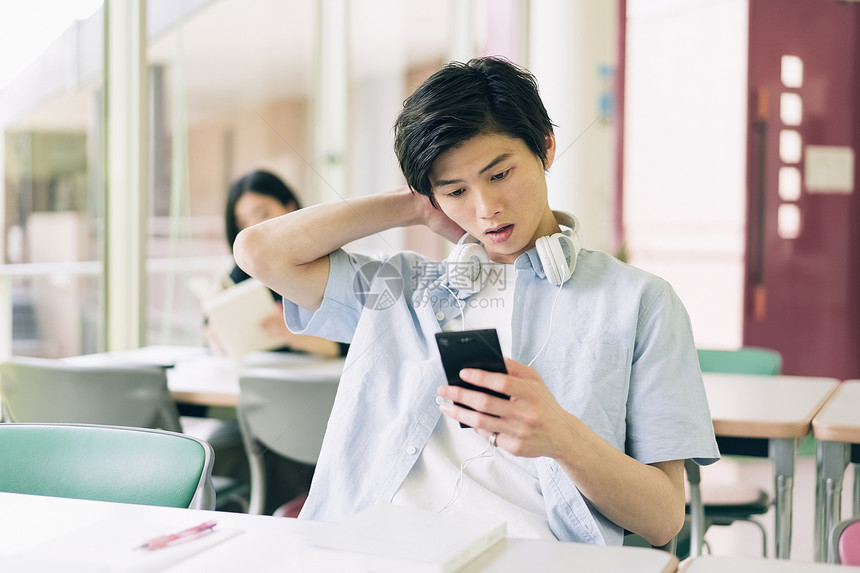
[435,329,509,428]
[436,330,576,460]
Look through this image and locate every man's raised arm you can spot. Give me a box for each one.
[232,187,462,312]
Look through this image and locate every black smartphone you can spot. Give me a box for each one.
[435,329,509,428]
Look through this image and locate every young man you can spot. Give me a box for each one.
[234,57,719,546]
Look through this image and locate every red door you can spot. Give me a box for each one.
[744,0,860,379]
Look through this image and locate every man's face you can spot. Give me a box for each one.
[430,132,558,264]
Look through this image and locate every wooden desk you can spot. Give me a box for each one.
[0,493,678,572]
[812,379,860,562]
[682,555,860,572]
[167,352,344,408]
[703,373,840,559]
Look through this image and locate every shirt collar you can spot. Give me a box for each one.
[412,226,577,325]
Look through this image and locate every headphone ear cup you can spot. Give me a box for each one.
[536,233,575,286]
[565,230,581,275]
[446,242,489,294]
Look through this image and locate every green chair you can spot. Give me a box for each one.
[687,346,782,557]
[696,347,781,376]
[0,423,215,509]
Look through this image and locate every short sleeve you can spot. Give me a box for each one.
[625,281,720,466]
[281,248,373,344]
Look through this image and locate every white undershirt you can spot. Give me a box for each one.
[393,263,555,539]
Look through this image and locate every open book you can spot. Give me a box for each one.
[200,278,284,359]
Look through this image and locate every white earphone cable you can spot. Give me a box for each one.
[438,275,498,513]
[437,438,496,513]
[436,251,566,513]
[440,282,466,332]
[527,279,565,367]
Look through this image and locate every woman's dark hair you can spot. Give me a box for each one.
[393,56,555,207]
[225,170,301,249]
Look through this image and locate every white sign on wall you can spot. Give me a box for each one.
[804,145,855,194]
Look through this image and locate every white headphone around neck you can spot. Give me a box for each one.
[445,211,582,294]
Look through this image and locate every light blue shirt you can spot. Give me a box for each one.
[285,243,720,545]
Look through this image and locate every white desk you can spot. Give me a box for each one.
[703,373,840,559]
[65,346,345,408]
[812,379,860,562]
[682,555,860,572]
[167,352,344,408]
[0,493,679,573]
[63,345,212,369]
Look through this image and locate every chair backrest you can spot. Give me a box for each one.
[697,347,782,376]
[237,367,340,465]
[0,423,215,509]
[830,518,860,564]
[0,356,181,431]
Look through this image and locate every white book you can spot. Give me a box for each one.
[202,278,283,359]
[307,503,506,573]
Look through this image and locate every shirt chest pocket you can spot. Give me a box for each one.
[540,341,631,445]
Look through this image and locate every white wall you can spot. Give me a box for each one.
[624,0,749,348]
[530,0,618,254]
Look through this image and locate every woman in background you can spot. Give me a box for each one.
[215,169,347,515]
[214,169,349,359]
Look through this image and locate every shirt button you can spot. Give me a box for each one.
[435,312,445,321]
[406,445,417,455]
[435,396,444,405]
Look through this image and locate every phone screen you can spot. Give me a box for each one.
[435,329,509,428]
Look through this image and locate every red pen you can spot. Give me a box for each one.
[135,521,218,551]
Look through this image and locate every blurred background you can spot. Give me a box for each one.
[0,0,857,381]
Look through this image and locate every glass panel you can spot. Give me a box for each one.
[145,0,316,348]
[777,203,801,239]
[778,166,802,201]
[779,129,802,164]
[780,92,803,126]
[348,0,450,198]
[2,7,104,358]
[781,55,803,88]
[346,1,450,257]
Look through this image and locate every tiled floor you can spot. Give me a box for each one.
[699,451,856,562]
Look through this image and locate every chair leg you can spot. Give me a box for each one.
[704,516,768,557]
[685,460,705,558]
[735,517,768,557]
[853,462,860,517]
[246,443,267,515]
[745,518,768,557]
[217,488,251,513]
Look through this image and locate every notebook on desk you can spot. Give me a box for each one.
[306,502,506,573]
[15,519,243,573]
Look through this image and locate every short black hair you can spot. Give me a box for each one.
[393,56,554,207]
[225,170,301,249]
